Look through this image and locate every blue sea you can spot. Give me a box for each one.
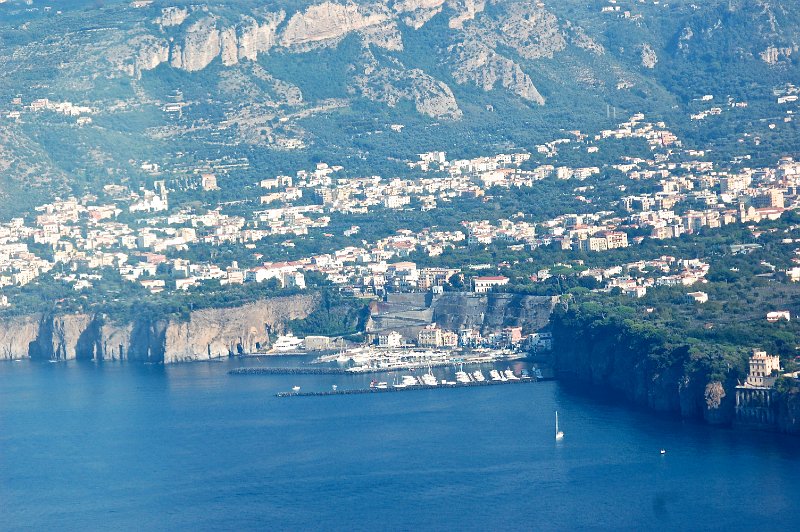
[1,357,798,530]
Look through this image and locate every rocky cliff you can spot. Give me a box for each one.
[550,301,800,435]
[102,0,611,119]
[0,294,318,364]
[367,291,556,340]
[550,305,738,423]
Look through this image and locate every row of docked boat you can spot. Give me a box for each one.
[489,369,520,381]
[369,367,535,390]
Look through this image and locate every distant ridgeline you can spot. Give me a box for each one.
[551,293,800,435]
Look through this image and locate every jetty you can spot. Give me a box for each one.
[229,367,347,375]
[275,377,537,397]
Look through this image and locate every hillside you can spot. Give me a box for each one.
[2,0,800,215]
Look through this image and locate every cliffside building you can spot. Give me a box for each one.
[473,276,509,293]
[736,350,783,428]
[745,350,782,388]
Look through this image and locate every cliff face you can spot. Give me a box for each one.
[103,0,613,120]
[432,293,556,333]
[353,53,463,119]
[550,311,741,423]
[367,291,556,341]
[0,294,318,363]
[0,314,40,361]
[550,304,792,433]
[162,296,318,363]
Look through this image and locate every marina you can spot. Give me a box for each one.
[276,375,538,397]
[314,346,527,373]
[229,367,347,375]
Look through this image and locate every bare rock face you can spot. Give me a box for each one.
[490,4,566,60]
[640,43,658,69]
[394,0,447,28]
[568,24,605,55]
[360,21,405,51]
[353,55,462,119]
[446,2,576,104]
[162,295,318,363]
[393,0,447,12]
[451,41,545,104]
[99,321,135,361]
[237,13,285,61]
[156,6,189,28]
[402,7,443,29]
[171,16,222,72]
[677,26,694,52]
[220,26,239,66]
[0,314,40,360]
[100,0,618,120]
[0,294,319,363]
[133,35,171,74]
[133,12,284,74]
[760,45,798,64]
[447,0,486,29]
[279,1,392,49]
[28,313,96,361]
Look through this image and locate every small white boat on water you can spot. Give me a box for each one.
[472,370,486,382]
[489,370,502,381]
[292,386,301,392]
[555,411,564,441]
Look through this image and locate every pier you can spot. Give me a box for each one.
[275,377,537,397]
[229,367,347,375]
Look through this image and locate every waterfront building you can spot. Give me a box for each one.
[377,331,403,348]
[418,325,444,347]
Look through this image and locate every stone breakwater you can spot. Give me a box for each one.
[0,294,318,364]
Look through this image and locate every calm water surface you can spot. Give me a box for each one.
[1,358,798,530]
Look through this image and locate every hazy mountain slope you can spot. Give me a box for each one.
[1,0,799,214]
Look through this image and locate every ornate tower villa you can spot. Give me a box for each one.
[745,350,782,388]
[735,350,783,428]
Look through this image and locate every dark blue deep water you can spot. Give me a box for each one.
[2,358,799,530]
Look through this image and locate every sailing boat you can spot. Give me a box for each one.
[555,411,564,441]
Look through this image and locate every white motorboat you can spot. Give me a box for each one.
[555,411,564,441]
[272,332,304,352]
[455,371,472,384]
[401,375,419,387]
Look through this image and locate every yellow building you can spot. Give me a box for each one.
[746,350,782,388]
